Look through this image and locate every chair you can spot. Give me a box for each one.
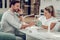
[0,13,16,40]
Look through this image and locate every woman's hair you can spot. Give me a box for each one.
[45,5,55,17]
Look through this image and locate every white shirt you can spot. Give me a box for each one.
[38,16,58,29]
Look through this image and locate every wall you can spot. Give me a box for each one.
[40,0,60,18]
[0,0,9,14]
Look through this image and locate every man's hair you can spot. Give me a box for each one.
[10,1,20,7]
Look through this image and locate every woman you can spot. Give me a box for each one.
[38,5,58,30]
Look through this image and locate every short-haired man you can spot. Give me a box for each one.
[1,1,34,40]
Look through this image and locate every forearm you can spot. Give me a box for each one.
[20,22,35,29]
[19,16,24,22]
[42,23,56,30]
[20,24,30,29]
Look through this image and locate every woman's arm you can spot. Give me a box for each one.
[42,23,56,30]
[42,25,48,29]
[50,23,56,30]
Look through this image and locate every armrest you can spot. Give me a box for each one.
[0,32,16,40]
[0,22,2,31]
[53,22,60,32]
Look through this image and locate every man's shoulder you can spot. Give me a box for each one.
[3,9,11,16]
[2,10,11,18]
[4,10,10,14]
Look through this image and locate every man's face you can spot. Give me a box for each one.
[13,3,20,12]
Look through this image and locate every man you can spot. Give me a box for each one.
[1,1,34,40]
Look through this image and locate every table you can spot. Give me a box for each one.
[20,26,60,40]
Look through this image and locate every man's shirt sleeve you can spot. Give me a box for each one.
[6,14,22,29]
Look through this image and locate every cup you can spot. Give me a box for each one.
[36,20,42,27]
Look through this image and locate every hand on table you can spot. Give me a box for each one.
[20,22,35,29]
[28,22,35,27]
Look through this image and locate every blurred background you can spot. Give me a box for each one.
[0,0,40,15]
[0,0,60,22]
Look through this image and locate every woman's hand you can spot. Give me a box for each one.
[28,22,35,27]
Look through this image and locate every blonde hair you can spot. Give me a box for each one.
[45,5,55,17]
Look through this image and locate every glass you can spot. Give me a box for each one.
[36,20,42,27]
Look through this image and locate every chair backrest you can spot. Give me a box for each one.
[57,22,60,32]
[53,21,60,32]
[0,13,3,31]
[0,13,3,21]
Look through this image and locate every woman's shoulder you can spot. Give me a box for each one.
[50,17,58,23]
[52,17,58,20]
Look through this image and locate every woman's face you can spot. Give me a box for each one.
[44,9,51,17]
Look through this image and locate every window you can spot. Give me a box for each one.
[0,0,2,8]
[25,0,28,2]
[44,0,52,2]
[5,0,7,8]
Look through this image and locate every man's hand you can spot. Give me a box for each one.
[18,9,23,14]
[20,25,28,29]
[20,22,35,29]
[17,9,24,22]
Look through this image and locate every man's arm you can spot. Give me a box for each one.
[6,14,22,29]
[20,22,35,29]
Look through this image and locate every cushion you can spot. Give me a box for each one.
[0,13,3,21]
[0,32,16,40]
[53,22,60,32]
